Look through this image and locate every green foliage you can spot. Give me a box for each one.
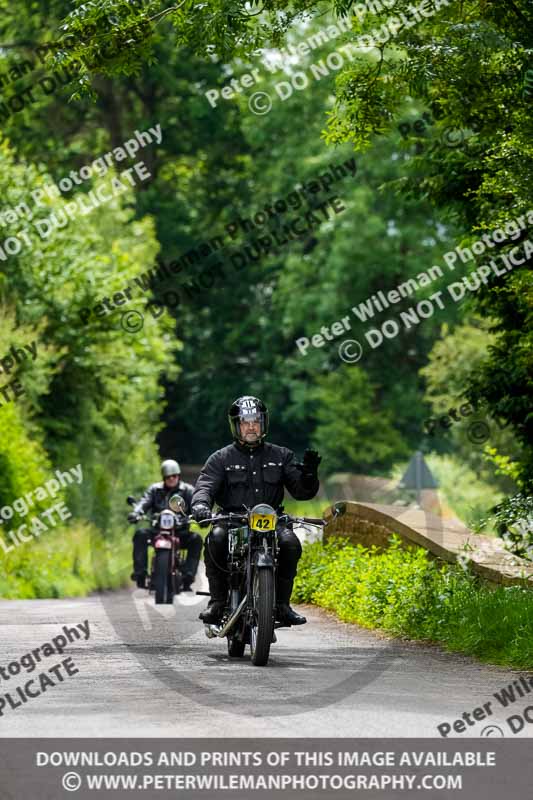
[293,536,533,669]
[420,317,521,485]
[319,0,533,488]
[421,317,497,410]
[0,305,59,518]
[0,5,240,601]
[0,2,474,471]
[0,106,177,594]
[0,0,529,604]
[311,366,409,474]
[0,402,56,519]
[164,16,464,461]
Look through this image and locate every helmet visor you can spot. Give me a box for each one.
[234,411,267,443]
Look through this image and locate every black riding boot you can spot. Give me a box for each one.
[200,526,229,623]
[199,575,227,624]
[276,576,306,626]
[131,529,151,588]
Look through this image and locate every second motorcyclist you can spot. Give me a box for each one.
[128,459,201,590]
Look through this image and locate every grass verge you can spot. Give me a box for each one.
[0,516,210,600]
[293,535,533,670]
[0,523,130,599]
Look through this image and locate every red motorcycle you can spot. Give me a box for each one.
[127,494,188,604]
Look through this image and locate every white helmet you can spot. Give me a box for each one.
[161,459,180,478]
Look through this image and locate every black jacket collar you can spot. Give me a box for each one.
[233,440,265,456]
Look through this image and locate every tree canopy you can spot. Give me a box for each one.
[0,0,530,557]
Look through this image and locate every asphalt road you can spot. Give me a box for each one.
[0,568,530,738]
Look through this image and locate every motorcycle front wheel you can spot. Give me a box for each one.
[249,568,275,666]
[153,550,174,604]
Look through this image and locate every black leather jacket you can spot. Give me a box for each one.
[133,480,194,518]
[191,441,319,513]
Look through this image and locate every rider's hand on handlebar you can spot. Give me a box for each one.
[191,504,212,527]
[127,512,140,524]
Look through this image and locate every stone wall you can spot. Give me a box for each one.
[323,501,533,588]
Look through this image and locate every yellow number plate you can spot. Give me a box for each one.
[249,513,276,531]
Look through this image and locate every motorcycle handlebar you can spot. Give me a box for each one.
[189,512,326,527]
[290,516,327,526]
[128,510,189,525]
[129,505,327,528]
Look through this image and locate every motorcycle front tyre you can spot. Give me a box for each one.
[250,567,275,666]
[154,549,174,604]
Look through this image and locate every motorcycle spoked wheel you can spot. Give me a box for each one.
[153,549,174,604]
[249,567,275,666]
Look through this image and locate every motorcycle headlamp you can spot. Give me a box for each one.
[159,510,175,530]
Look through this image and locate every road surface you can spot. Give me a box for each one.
[0,565,529,739]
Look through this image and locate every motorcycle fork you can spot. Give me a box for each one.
[170,537,177,582]
[245,538,254,618]
[171,535,185,591]
[246,534,276,620]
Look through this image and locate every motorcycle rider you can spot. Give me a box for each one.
[191,396,321,626]
[128,459,201,591]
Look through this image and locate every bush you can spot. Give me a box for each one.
[0,403,57,522]
[293,536,533,669]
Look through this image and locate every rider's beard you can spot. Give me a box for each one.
[240,430,260,446]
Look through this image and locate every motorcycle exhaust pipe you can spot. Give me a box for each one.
[206,595,248,638]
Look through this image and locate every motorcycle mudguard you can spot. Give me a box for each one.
[254,552,273,568]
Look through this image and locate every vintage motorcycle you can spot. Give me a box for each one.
[194,503,327,666]
[127,494,189,604]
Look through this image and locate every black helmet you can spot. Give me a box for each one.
[161,459,180,479]
[228,396,269,444]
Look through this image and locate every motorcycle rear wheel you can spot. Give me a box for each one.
[153,550,174,604]
[250,568,275,666]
